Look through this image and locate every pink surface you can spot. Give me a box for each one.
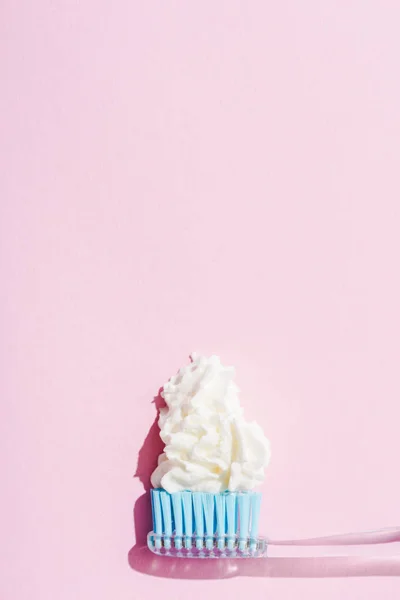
[1,1,400,598]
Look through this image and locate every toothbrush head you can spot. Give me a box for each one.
[149,490,266,558]
[147,532,268,558]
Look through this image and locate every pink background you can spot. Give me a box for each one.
[2,1,400,598]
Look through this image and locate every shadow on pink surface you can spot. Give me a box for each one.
[127,545,400,579]
[129,388,165,555]
[128,389,400,578]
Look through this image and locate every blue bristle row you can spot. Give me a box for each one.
[150,489,163,549]
[203,493,216,550]
[170,492,183,549]
[182,491,193,547]
[192,493,204,549]
[150,490,262,551]
[225,492,237,550]
[159,491,172,549]
[237,493,251,551]
[250,492,262,551]
[215,493,226,550]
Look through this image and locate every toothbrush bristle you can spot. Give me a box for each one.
[203,493,215,549]
[148,490,265,557]
[182,491,193,546]
[171,492,183,537]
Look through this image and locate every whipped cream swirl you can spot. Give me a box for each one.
[151,354,271,493]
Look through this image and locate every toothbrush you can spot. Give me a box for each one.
[148,489,265,558]
[148,495,400,559]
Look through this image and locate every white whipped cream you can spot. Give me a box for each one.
[151,354,271,493]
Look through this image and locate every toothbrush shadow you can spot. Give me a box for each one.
[128,389,165,561]
[128,546,400,579]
